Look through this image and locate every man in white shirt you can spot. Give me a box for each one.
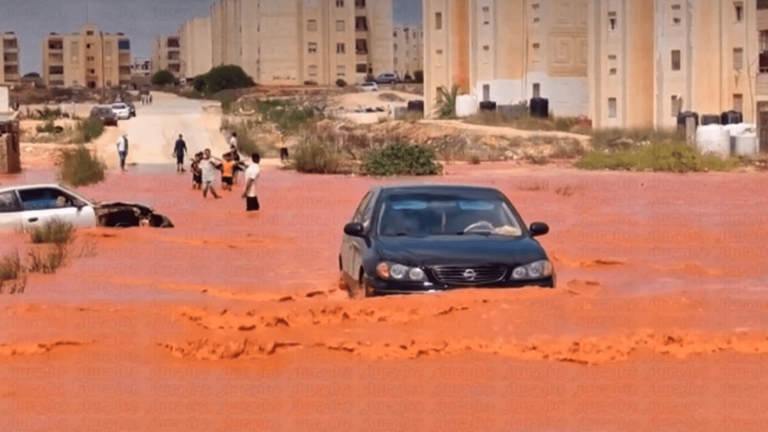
[201,149,222,199]
[116,133,128,171]
[241,153,261,211]
[229,132,238,152]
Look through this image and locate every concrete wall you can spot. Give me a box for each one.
[179,17,213,78]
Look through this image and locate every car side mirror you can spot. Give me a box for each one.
[344,222,365,237]
[529,222,549,237]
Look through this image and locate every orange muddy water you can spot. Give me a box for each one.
[2,162,768,432]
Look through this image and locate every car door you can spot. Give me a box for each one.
[341,190,374,282]
[347,190,378,286]
[18,187,98,229]
[0,190,23,230]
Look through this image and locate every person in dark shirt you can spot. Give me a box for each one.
[190,152,203,189]
[173,134,188,173]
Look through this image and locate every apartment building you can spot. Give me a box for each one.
[179,17,213,79]
[423,0,588,118]
[42,25,132,88]
[393,26,423,79]
[131,58,152,79]
[1,32,20,85]
[589,0,758,131]
[207,0,394,86]
[151,35,182,77]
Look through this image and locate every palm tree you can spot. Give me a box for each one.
[436,84,461,119]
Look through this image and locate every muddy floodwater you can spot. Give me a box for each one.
[2,162,768,432]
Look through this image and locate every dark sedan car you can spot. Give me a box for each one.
[89,106,118,126]
[339,184,555,298]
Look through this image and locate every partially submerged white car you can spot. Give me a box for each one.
[0,184,173,230]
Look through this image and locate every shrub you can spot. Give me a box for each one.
[575,141,740,173]
[199,65,255,94]
[336,79,348,88]
[436,84,460,119]
[213,91,237,112]
[304,80,317,86]
[36,119,58,134]
[151,70,176,86]
[192,75,207,93]
[469,154,481,165]
[27,245,67,275]
[0,250,25,294]
[59,145,107,187]
[74,118,104,144]
[35,107,63,120]
[413,70,424,83]
[363,143,443,177]
[29,219,75,245]
[292,137,347,174]
[258,100,317,135]
[590,128,683,152]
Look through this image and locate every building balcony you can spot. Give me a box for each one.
[47,73,64,81]
[757,73,768,95]
[4,74,19,82]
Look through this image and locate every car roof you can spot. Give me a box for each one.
[373,183,503,195]
[0,183,71,194]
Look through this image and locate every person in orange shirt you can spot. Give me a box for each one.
[219,153,236,191]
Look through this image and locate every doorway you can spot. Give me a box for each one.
[759,102,768,153]
[482,84,490,101]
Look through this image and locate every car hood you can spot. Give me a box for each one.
[93,201,154,212]
[374,236,548,267]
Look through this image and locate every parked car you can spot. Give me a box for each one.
[339,184,554,298]
[375,73,399,84]
[358,82,379,92]
[124,101,136,117]
[111,103,131,120]
[0,184,174,230]
[89,106,118,126]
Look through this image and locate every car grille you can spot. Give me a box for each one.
[430,265,507,285]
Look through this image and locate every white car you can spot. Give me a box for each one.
[358,82,379,92]
[111,103,131,120]
[0,184,173,230]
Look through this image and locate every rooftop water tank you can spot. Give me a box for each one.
[733,132,758,157]
[530,97,549,118]
[700,114,721,126]
[455,95,479,118]
[695,124,730,156]
[721,110,743,125]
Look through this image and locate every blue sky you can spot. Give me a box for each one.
[0,0,422,74]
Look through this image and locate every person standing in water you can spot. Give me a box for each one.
[173,134,187,173]
[116,133,129,171]
[241,153,261,212]
[200,149,222,199]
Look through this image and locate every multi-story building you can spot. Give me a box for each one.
[589,0,758,131]
[207,0,394,85]
[151,35,182,77]
[42,25,132,89]
[393,26,423,79]
[423,0,589,119]
[131,58,152,79]
[179,17,213,79]
[1,32,20,85]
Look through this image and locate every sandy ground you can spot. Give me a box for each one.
[329,90,423,123]
[2,94,768,431]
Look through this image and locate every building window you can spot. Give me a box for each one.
[337,65,346,77]
[394,57,398,65]
[308,42,317,53]
[609,68,617,75]
[356,63,367,73]
[482,84,490,101]
[733,93,744,112]
[337,43,346,54]
[355,16,369,31]
[336,20,345,32]
[482,45,490,63]
[86,44,92,49]
[435,12,443,30]
[436,49,443,67]
[118,40,130,50]
[671,95,681,116]
[394,43,398,52]
[761,31,768,72]
[532,43,540,63]
[608,54,617,75]
[760,0,768,10]
[86,30,94,36]
[671,50,681,70]
[671,4,681,25]
[733,47,744,69]
[308,20,318,31]
[608,12,617,31]
[533,83,540,98]
[336,0,344,6]
[482,6,490,25]
[308,65,318,78]
[735,2,744,21]
[608,98,617,118]
[393,30,397,37]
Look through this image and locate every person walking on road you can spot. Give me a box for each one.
[117,133,129,171]
[229,132,238,152]
[200,149,222,199]
[173,134,188,173]
[241,153,261,212]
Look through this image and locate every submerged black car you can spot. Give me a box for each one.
[339,184,555,298]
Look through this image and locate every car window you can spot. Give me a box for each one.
[18,188,78,211]
[0,191,20,213]
[352,191,373,223]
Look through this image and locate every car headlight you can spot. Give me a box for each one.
[376,262,427,282]
[511,260,553,280]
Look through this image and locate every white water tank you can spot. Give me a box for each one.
[455,95,479,118]
[695,124,730,156]
[733,132,758,156]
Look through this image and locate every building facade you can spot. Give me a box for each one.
[42,25,132,89]
[179,17,213,79]
[151,35,182,77]
[1,32,20,85]
[423,0,589,119]
[393,26,423,79]
[206,0,394,86]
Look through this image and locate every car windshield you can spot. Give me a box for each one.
[377,193,523,237]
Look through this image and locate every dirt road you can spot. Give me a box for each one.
[94,92,229,169]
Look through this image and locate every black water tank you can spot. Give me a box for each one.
[700,114,721,126]
[406,100,424,113]
[530,97,549,118]
[720,110,743,125]
[677,111,699,128]
[479,101,497,111]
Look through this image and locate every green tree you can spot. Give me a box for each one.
[201,65,255,94]
[436,84,460,119]
[151,70,176,86]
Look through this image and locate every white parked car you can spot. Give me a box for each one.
[111,103,131,120]
[0,184,173,230]
[358,82,379,92]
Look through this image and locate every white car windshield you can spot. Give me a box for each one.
[377,194,523,237]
